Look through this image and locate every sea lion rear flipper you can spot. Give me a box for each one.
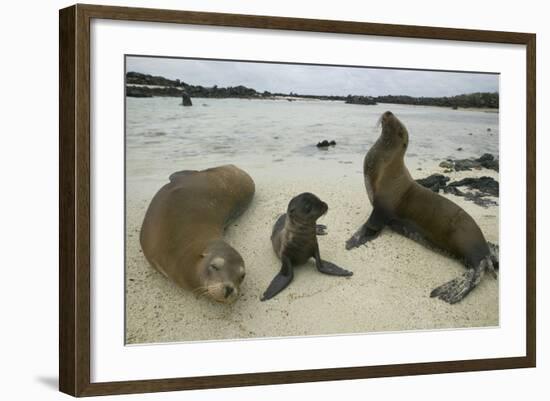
[261,257,294,301]
[487,241,499,270]
[345,206,387,250]
[169,170,197,182]
[430,257,496,304]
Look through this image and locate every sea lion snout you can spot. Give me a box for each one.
[224,285,235,298]
[380,111,409,146]
[381,110,400,127]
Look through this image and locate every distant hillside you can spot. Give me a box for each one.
[375,93,499,109]
[126,72,260,99]
[125,72,498,109]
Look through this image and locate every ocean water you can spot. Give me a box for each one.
[125,97,499,179]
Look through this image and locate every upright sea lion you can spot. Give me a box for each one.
[346,111,498,304]
[140,165,255,303]
[261,193,353,301]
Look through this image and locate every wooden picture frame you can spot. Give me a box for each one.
[59,3,536,397]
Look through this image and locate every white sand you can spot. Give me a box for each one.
[125,159,499,344]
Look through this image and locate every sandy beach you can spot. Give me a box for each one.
[125,155,499,344]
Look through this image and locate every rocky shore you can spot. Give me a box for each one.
[417,154,500,208]
[439,153,499,172]
[125,72,499,109]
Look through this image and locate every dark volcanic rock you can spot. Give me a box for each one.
[448,176,499,197]
[416,174,499,208]
[440,153,499,172]
[477,153,499,170]
[442,185,465,196]
[316,140,337,148]
[416,174,450,192]
[453,158,482,171]
[181,92,192,106]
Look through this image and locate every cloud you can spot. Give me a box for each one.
[126,56,498,97]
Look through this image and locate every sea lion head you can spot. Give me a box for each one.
[379,111,409,153]
[197,240,246,304]
[287,192,328,224]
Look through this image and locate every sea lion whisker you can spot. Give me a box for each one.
[192,286,208,294]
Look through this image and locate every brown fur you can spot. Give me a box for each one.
[140,165,254,303]
[348,111,497,303]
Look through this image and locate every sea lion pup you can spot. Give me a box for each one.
[140,165,255,304]
[346,111,498,304]
[261,193,353,301]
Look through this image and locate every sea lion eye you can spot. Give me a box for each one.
[240,272,246,282]
[210,264,219,271]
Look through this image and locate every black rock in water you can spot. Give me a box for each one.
[181,92,192,106]
[316,140,337,148]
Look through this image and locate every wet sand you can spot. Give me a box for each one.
[125,160,499,344]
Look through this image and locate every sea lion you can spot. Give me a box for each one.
[346,111,498,304]
[140,165,255,303]
[261,192,353,301]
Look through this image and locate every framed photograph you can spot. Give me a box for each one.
[59,4,536,397]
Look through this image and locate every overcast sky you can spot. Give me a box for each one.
[126,56,498,97]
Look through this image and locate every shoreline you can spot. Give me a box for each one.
[126,89,499,112]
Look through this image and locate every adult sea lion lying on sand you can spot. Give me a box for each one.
[346,111,498,304]
[262,192,353,301]
[140,165,255,303]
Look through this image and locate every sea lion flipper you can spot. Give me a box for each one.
[345,207,387,250]
[313,243,353,276]
[430,258,495,304]
[345,225,380,249]
[317,260,353,276]
[316,224,328,236]
[169,170,197,182]
[261,258,294,301]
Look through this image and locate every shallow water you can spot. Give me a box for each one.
[126,97,499,179]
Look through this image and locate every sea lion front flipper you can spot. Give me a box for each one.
[314,244,353,276]
[345,207,387,250]
[317,260,353,276]
[261,257,294,301]
[316,224,328,236]
[430,257,495,304]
